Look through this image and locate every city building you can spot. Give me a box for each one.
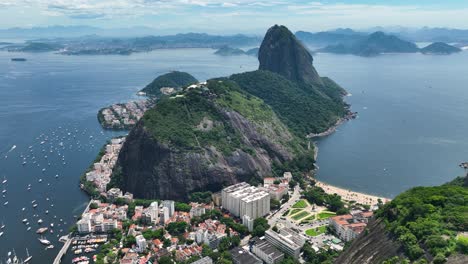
[162,200,175,217]
[230,247,262,264]
[265,228,305,259]
[329,211,373,242]
[221,183,270,223]
[136,234,147,252]
[251,237,284,264]
[191,256,213,264]
[77,216,92,233]
[190,203,206,217]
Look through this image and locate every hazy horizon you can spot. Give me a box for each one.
[1,0,468,35]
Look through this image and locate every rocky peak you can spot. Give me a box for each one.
[258,25,323,86]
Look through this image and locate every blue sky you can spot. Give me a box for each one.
[1,0,468,34]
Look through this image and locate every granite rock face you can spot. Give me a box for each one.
[115,100,298,201]
[258,25,323,86]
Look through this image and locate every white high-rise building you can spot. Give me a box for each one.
[222,182,270,220]
[160,207,170,224]
[148,201,159,222]
[162,200,175,217]
[136,235,147,253]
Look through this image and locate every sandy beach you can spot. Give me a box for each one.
[313,178,391,206]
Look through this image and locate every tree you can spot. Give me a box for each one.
[166,222,188,236]
[89,202,99,209]
[252,218,270,237]
[175,202,191,212]
[270,199,281,210]
[158,256,174,264]
[123,235,136,248]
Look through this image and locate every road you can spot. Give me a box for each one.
[267,186,301,226]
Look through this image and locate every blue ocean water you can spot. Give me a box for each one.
[1,48,467,262]
[0,49,258,263]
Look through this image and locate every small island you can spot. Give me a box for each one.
[319,31,420,57]
[214,46,259,57]
[421,42,462,55]
[11,58,27,62]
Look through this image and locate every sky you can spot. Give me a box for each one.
[1,0,468,34]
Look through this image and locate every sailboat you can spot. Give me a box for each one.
[24,248,32,263]
[2,176,6,184]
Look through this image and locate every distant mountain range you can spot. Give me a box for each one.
[314,31,461,57]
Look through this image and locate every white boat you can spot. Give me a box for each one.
[3,201,8,206]
[24,248,32,263]
[37,219,43,224]
[1,222,5,229]
[38,237,51,245]
[0,231,3,237]
[32,204,37,208]
[45,210,49,214]
[45,245,54,250]
[27,226,31,231]
[1,189,6,194]
[2,177,7,184]
[21,207,25,211]
[31,200,36,204]
[22,219,28,223]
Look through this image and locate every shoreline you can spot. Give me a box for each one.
[312,177,391,206]
[307,110,357,138]
[309,109,391,206]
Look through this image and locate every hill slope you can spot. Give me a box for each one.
[141,71,198,96]
[421,42,462,55]
[336,177,468,264]
[113,80,308,200]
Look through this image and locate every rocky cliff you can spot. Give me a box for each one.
[113,80,307,200]
[258,25,323,86]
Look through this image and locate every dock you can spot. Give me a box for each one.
[53,200,93,264]
[53,236,73,264]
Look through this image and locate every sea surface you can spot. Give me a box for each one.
[0,48,467,262]
[0,49,258,263]
[314,51,468,198]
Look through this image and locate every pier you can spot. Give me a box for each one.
[53,200,93,264]
[53,236,73,264]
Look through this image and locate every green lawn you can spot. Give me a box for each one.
[317,211,336,220]
[301,215,316,223]
[292,199,308,209]
[289,209,302,215]
[305,226,327,237]
[291,211,310,220]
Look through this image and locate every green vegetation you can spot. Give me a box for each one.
[292,199,308,208]
[189,191,213,203]
[292,211,310,220]
[301,215,316,223]
[289,209,302,215]
[302,244,339,264]
[142,71,198,96]
[304,185,348,214]
[317,212,336,220]
[305,226,327,236]
[252,218,270,237]
[230,70,347,136]
[377,179,468,261]
[175,202,191,212]
[166,221,188,236]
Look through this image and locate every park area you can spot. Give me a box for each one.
[305,226,327,237]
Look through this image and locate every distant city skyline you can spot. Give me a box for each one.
[1,0,468,34]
